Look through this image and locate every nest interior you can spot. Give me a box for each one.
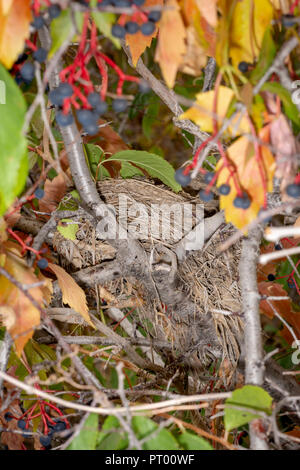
[53,178,243,385]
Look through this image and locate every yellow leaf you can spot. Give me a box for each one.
[0,0,32,69]
[179,26,207,76]
[179,86,234,133]
[216,0,274,68]
[0,246,42,356]
[216,133,275,230]
[155,0,186,88]
[125,0,162,66]
[48,263,94,328]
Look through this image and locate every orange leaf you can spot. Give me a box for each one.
[48,263,94,327]
[0,245,44,355]
[216,131,275,230]
[155,0,186,88]
[125,0,162,66]
[195,0,217,27]
[0,0,31,69]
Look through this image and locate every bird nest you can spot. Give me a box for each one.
[53,178,243,385]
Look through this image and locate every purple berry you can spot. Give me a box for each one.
[56,110,74,127]
[111,24,126,39]
[33,47,48,64]
[204,172,215,184]
[268,274,275,281]
[233,194,251,209]
[286,183,300,199]
[174,168,191,187]
[199,190,214,202]
[20,62,35,82]
[148,10,162,23]
[48,4,61,19]
[218,184,231,195]
[34,188,45,200]
[37,258,48,269]
[32,15,45,30]
[112,99,128,113]
[141,21,156,36]
[125,21,140,34]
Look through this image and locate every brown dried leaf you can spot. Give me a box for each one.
[179,26,207,76]
[48,263,94,327]
[0,398,24,450]
[39,173,69,214]
[269,114,299,199]
[0,243,43,355]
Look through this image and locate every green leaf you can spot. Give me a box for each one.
[224,385,272,431]
[250,28,276,83]
[68,413,99,450]
[178,431,213,450]
[120,161,144,178]
[132,416,179,450]
[57,219,79,240]
[261,81,300,128]
[97,415,129,450]
[92,11,121,49]
[104,150,181,192]
[85,143,110,180]
[0,64,28,216]
[50,10,84,57]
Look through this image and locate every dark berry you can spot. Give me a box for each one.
[125,21,140,34]
[286,183,300,199]
[268,274,276,281]
[95,100,108,115]
[52,420,67,433]
[49,89,64,106]
[139,79,151,94]
[32,15,45,30]
[204,172,215,184]
[88,93,108,114]
[37,258,48,269]
[40,434,52,447]
[218,184,231,195]
[148,10,162,23]
[56,110,74,127]
[132,0,145,5]
[233,194,251,209]
[4,412,13,422]
[58,82,73,98]
[33,47,48,64]
[87,92,102,108]
[112,98,128,113]
[48,4,62,19]
[83,123,99,136]
[282,14,298,28]
[274,244,282,251]
[141,21,156,36]
[77,109,98,126]
[174,168,191,187]
[17,419,27,430]
[112,0,130,5]
[20,62,35,82]
[111,24,126,39]
[34,188,45,200]
[98,0,113,6]
[238,61,250,73]
[199,190,214,202]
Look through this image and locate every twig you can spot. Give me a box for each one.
[0,369,231,415]
[239,227,268,450]
[259,246,300,265]
[0,332,12,398]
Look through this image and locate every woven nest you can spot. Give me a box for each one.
[53,178,243,383]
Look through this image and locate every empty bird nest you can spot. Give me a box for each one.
[51,177,243,389]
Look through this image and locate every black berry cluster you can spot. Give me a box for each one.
[39,420,68,450]
[99,0,162,39]
[286,182,300,199]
